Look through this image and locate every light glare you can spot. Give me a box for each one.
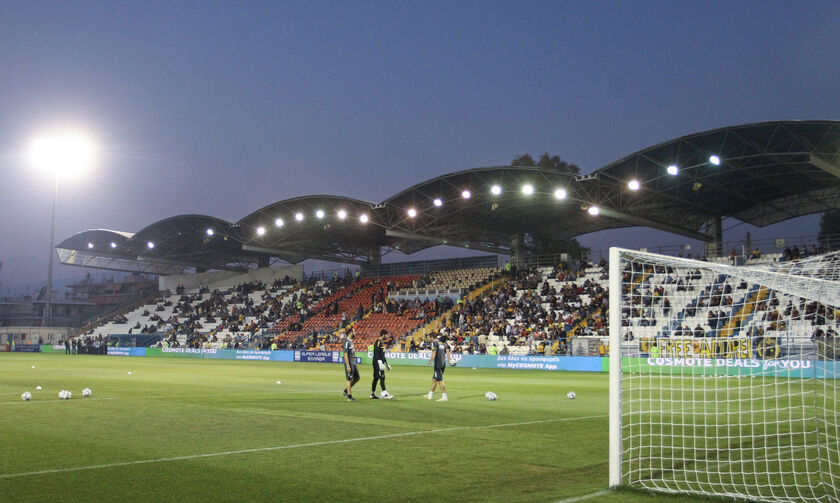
[315,210,325,219]
[461,190,471,199]
[147,241,155,249]
[275,218,284,227]
[337,209,347,220]
[206,228,214,236]
[709,155,721,165]
[295,212,304,222]
[628,180,640,191]
[433,198,443,207]
[553,188,567,200]
[30,132,95,176]
[87,242,94,249]
[490,185,502,195]
[587,206,600,216]
[522,184,534,195]
[407,208,417,218]
[359,214,369,223]
[256,226,266,236]
[667,165,679,176]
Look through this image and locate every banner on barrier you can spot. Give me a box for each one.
[293,350,360,364]
[0,344,9,352]
[144,347,294,362]
[12,344,41,353]
[357,351,606,372]
[623,357,836,378]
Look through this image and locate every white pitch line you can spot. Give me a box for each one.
[555,489,610,502]
[0,414,607,479]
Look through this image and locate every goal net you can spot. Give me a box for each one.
[608,247,840,502]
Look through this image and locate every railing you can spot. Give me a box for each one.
[585,233,840,262]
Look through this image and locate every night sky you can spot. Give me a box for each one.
[1,1,839,294]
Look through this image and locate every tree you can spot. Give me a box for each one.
[511,152,579,174]
[818,209,840,250]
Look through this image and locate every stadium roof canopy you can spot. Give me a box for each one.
[58,120,840,275]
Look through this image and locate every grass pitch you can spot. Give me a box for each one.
[1,353,720,502]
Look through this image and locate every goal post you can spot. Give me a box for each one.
[608,247,840,502]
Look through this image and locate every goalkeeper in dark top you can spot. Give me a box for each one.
[342,329,360,401]
[425,334,450,401]
[371,329,394,399]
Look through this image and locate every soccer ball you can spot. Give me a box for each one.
[566,391,576,399]
[448,358,457,367]
[485,391,497,401]
[59,390,72,400]
[82,388,92,397]
[21,392,31,401]
[36,386,42,390]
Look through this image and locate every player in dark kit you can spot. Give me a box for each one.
[342,329,360,401]
[425,334,450,401]
[371,329,394,399]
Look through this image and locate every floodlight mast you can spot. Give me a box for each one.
[30,132,94,327]
[43,175,58,326]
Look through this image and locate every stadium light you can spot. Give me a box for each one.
[147,241,155,249]
[709,155,721,166]
[256,226,266,236]
[628,180,640,191]
[433,198,443,207]
[295,212,304,222]
[206,228,214,236]
[30,132,95,178]
[587,206,600,216]
[522,184,534,196]
[491,185,502,196]
[461,190,471,199]
[29,129,96,327]
[407,208,417,218]
[275,218,284,227]
[110,242,117,248]
[337,209,347,220]
[553,188,567,200]
[359,213,369,224]
[667,165,679,176]
[315,209,325,219]
[87,242,94,249]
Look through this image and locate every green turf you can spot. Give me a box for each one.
[1,353,723,502]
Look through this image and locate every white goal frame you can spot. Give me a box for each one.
[608,246,840,502]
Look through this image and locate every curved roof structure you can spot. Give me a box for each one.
[58,120,840,274]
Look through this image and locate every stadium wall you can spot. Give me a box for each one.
[158,264,304,291]
[85,345,608,371]
[33,346,836,377]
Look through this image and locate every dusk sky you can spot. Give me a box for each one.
[1,1,839,294]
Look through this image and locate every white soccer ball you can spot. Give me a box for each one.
[65,390,72,399]
[448,358,457,367]
[21,392,31,401]
[36,386,42,390]
[485,391,497,401]
[82,388,92,397]
[566,391,576,400]
[58,390,66,400]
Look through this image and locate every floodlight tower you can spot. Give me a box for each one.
[29,132,94,326]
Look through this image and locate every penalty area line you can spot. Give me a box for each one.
[0,414,607,479]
